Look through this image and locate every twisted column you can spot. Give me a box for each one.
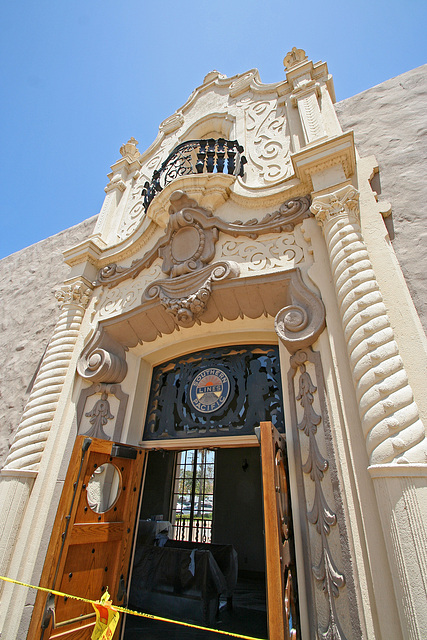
[311,185,427,639]
[2,282,92,472]
[0,282,91,606]
[311,185,427,465]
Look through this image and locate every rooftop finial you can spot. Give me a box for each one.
[119,137,139,160]
[283,47,308,71]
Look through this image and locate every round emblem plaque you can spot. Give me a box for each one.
[189,368,230,414]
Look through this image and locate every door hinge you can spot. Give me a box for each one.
[41,593,55,630]
[117,575,128,606]
[111,444,138,459]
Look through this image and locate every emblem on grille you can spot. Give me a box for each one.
[189,368,230,414]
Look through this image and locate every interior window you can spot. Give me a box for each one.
[171,449,215,543]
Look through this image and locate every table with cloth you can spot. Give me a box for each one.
[129,531,238,624]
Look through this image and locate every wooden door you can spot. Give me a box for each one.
[258,421,298,640]
[28,436,146,639]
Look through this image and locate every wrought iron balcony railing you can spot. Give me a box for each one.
[142,138,247,212]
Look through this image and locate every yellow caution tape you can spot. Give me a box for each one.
[91,589,120,640]
[0,575,267,640]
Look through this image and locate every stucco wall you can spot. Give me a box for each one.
[0,217,96,467]
[335,64,427,334]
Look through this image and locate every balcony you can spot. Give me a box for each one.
[142,138,247,212]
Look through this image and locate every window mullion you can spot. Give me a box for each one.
[188,450,198,540]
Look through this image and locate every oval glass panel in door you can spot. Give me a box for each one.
[86,462,121,513]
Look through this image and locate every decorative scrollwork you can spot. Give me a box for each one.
[77,329,128,383]
[143,345,284,439]
[275,270,325,353]
[277,305,308,334]
[96,192,313,289]
[245,99,292,184]
[142,261,240,329]
[163,142,199,185]
[290,349,347,640]
[229,196,312,239]
[118,200,145,240]
[220,235,304,272]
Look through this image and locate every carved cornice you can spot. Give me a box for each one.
[77,328,128,383]
[291,132,356,187]
[55,282,92,309]
[96,190,312,289]
[90,267,324,356]
[104,175,127,194]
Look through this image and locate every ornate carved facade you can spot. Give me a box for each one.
[0,50,426,640]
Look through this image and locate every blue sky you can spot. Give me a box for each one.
[0,0,425,259]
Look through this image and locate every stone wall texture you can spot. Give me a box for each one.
[0,217,96,467]
[335,64,427,335]
[1,65,426,468]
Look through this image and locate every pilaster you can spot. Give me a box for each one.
[285,47,326,145]
[93,137,142,242]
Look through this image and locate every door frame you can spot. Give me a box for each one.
[122,428,297,640]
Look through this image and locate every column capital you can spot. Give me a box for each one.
[55,280,93,310]
[310,184,360,226]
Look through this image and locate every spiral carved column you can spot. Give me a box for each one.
[0,281,92,597]
[311,184,427,639]
[311,185,426,465]
[2,283,91,471]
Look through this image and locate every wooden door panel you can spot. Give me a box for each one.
[258,421,298,640]
[28,436,145,640]
[69,522,125,544]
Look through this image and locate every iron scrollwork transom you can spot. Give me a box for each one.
[143,345,284,440]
